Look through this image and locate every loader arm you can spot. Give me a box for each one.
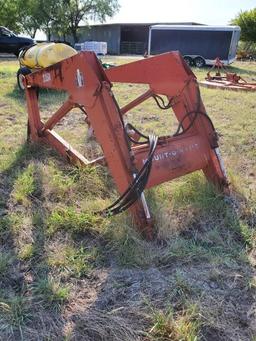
[105,52,228,189]
[24,51,229,239]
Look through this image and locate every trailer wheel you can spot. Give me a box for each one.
[17,67,32,90]
[183,56,194,67]
[194,57,205,68]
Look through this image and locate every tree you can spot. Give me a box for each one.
[21,0,63,40]
[231,8,256,43]
[0,0,120,42]
[17,0,42,38]
[0,0,22,33]
[36,0,63,41]
[0,0,57,39]
[59,0,120,43]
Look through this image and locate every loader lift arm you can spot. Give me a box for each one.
[24,51,229,239]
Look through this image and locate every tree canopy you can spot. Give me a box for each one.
[0,0,22,33]
[0,0,119,41]
[59,0,119,42]
[231,8,256,43]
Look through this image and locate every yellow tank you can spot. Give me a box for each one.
[19,43,77,69]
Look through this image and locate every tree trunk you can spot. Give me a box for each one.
[71,28,78,44]
[32,29,37,39]
[47,28,51,42]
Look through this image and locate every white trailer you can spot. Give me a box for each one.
[148,25,241,67]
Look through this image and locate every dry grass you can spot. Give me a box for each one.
[70,309,141,341]
[0,56,255,340]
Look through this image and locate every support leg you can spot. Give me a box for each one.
[25,87,42,141]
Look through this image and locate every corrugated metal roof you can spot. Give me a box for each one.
[151,25,240,31]
[79,22,203,28]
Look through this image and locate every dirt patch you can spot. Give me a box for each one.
[64,262,255,340]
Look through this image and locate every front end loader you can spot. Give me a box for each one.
[23,51,229,239]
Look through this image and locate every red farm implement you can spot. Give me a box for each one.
[23,51,229,239]
[199,57,256,92]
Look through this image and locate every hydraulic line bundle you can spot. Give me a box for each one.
[23,51,229,239]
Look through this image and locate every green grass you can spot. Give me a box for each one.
[149,304,200,341]
[17,243,36,261]
[47,206,106,235]
[0,56,255,340]
[32,278,70,310]
[12,163,37,205]
[0,296,32,332]
[0,251,13,274]
[47,244,99,278]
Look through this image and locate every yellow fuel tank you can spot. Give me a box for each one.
[19,43,77,69]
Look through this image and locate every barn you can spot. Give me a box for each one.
[77,22,202,55]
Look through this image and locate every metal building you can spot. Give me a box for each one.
[77,22,201,55]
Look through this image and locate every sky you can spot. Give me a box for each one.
[108,0,255,25]
[35,0,255,39]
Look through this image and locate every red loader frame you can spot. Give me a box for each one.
[24,51,229,239]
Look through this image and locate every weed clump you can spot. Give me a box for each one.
[0,296,32,332]
[47,207,105,235]
[48,245,99,278]
[149,305,200,341]
[12,164,37,206]
[32,278,69,311]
